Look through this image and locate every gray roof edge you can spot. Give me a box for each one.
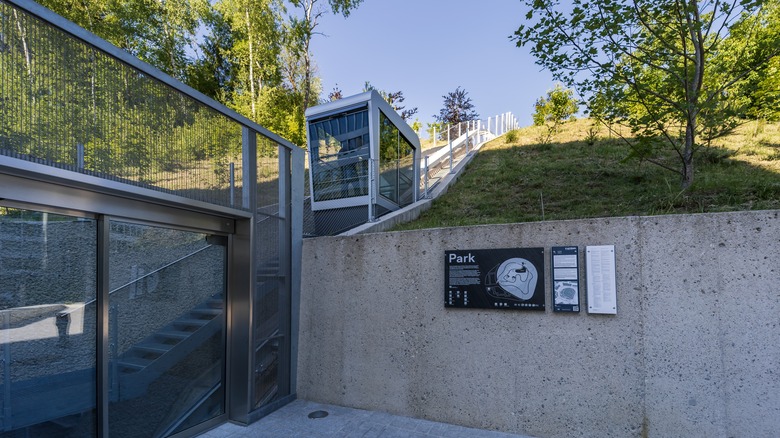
[305,90,420,148]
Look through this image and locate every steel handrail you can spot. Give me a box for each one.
[58,244,215,316]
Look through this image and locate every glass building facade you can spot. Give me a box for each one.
[0,1,303,437]
[305,91,421,235]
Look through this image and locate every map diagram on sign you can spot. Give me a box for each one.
[445,248,544,310]
[485,258,538,301]
[554,281,579,304]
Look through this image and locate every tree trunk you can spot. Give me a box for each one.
[12,9,32,78]
[682,119,695,189]
[245,5,256,119]
[681,0,704,190]
[301,0,315,112]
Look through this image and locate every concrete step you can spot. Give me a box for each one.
[173,319,210,330]
[155,330,192,341]
[133,343,174,355]
[190,308,222,317]
[117,356,154,372]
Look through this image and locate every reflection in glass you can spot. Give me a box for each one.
[378,112,416,208]
[379,113,400,204]
[398,135,416,207]
[257,138,281,212]
[108,222,226,438]
[253,213,289,409]
[309,109,370,201]
[0,208,96,437]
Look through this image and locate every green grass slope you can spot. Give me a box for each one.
[395,118,780,231]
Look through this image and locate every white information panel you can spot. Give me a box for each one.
[585,245,617,314]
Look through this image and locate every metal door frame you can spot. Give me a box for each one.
[0,169,251,438]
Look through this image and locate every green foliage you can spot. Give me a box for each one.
[513,0,780,189]
[585,124,599,146]
[533,85,578,127]
[723,0,780,121]
[32,0,365,149]
[532,84,578,144]
[426,122,443,139]
[504,130,519,143]
[38,0,205,82]
[0,1,251,203]
[285,0,364,144]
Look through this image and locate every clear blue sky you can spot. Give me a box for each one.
[309,0,556,133]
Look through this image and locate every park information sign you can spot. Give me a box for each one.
[585,245,617,314]
[551,246,580,312]
[445,248,545,310]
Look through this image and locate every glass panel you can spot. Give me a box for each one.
[108,222,226,438]
[309,109,370,202]
[257,137,280,214]
[378,112,400,204]
[253,213,288,408]
[398,135,416,207]
[0,208,96,437]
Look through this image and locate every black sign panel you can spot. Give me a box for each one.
[445,248,545,310]
[551,246,580,312]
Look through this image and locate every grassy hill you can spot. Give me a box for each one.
[394,118,780,231]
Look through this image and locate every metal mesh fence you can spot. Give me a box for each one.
[0,1,288,211]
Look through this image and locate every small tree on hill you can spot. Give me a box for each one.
[533,84,578,144]
[434,86,479,139]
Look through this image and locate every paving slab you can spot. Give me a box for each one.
[199,400,536,438]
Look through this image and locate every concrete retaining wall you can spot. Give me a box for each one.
[297,210,780,438]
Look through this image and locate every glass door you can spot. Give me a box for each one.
[107,220,227,438]
[0,207,98,437]
[0,204,229,438]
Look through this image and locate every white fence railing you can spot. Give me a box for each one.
[419,113,519,198]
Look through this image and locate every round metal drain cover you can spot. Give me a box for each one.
[308,410,329,419]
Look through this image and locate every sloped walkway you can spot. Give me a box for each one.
[200,400,535,438]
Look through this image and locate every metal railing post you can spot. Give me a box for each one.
[466,123,470,154]
[3,312,11,422]
[424,155,429,198]
[368,158,375,222]
[448,131,453,174]
[77,143,85,169]
[109,304,118,399]
[229,162,235,207]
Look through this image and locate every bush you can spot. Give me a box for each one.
[505,129,519,143]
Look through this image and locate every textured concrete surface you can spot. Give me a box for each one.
[298,210,780,438]
[200,399,535,437]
